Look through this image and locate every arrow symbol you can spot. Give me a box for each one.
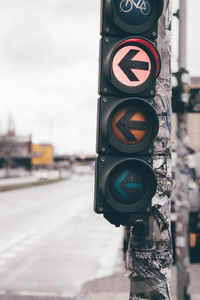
[116,109,147,141]
[114,170,143,200]
[114,170,130,200]
[118,49,149,81]
[127,182,143,189]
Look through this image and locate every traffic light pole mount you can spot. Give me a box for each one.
[127,1,173,299]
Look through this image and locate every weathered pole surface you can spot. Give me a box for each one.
[127,1,173,299]
[175,0,191,299]
[175,113,190,300]
[178,0,187,70]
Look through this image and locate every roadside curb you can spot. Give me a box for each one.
[75,272,129,300]
[0,294,73,300]
[75,266,200,300]
[0,178,68,192]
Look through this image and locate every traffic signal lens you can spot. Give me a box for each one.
[111,106,147,145]
[110,38,161,94]
[112,44,152,88]
[105,98,159,154]
[115,0,153,26]
[106,159,157,213]
[109,163,146,205]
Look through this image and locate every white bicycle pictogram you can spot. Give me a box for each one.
[120,0,151,16]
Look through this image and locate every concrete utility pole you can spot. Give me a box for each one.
[175,0,191,299]
[127,1,173,299]
[178,0,187,70]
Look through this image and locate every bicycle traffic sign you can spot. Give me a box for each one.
[119,0,151,15]
[115,0,153,27]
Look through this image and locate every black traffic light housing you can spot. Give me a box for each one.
[101,0,164,39]
[172,69,200,113]
[99,36,161,97]
[189,89,200,112]
[96,96,159,155]
[95,0,164,227]
[95,155,157,226]
[172,68,191,113]
[172,70,187,113]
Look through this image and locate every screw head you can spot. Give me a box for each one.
[101,147,106,152]
[105,37,110,43]
[150,90,155,96]
[150,100,153,105]
[148,149,153,154]
[146,207,151,212]
[103,88,108,93]
[99,207,104,212]
[152,32,157,37]
[102,97,107,103]
[100,157,105,163]
[105,27,110,32]
[148,159,152,163]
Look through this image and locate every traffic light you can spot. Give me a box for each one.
[172,69,191,113]
[101,0,163,38]
[95,0,164,227]
[172,70,200,113]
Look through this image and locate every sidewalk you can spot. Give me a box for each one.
[0,176,37,186]
[75,272,129,300]
[75,265,200,300]
[0,176,66,192]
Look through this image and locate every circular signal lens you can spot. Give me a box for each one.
[112,44,152,88]
[115,0,153,26]
[112,0,164,35]
[111,106,148,145]
[110,38,160,94]
[107,98,159,154]
[106,159,157,213]
[109,163,146,205]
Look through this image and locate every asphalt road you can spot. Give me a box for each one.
[0,174,123,299]
[1,174,200,300]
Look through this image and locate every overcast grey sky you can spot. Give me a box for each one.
[0,0,199,154]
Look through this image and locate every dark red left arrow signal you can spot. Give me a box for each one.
[118,49,149,81]
[116,109,147,141]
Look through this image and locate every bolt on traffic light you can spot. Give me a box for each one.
[95,0,164,227]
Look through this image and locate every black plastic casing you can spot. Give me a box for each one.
[95,0,164,226]
[96,96,159,156]
[100,0,164,39]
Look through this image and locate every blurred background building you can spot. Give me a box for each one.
[0,114,32,171]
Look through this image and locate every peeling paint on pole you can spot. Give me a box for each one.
[127,1,173,299]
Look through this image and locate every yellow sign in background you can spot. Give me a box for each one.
[32,144,53,166]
